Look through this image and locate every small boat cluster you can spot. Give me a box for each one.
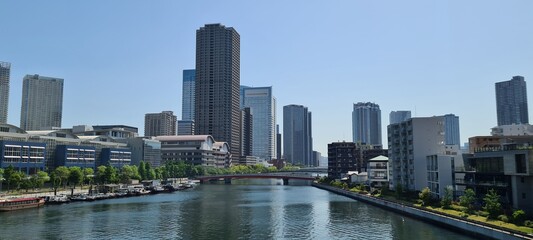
[43,179,197,204]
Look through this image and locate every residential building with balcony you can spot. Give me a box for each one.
[328,142,356,179]
[367,155,389,188]
[426,145,463,198]
[388,115,460,191]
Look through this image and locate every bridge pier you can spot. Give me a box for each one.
[224,178,232,184]
[282,178,289,185]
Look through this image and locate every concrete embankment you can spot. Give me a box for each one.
[312,183,533,240]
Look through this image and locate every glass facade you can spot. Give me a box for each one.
[352,102,381,146]
[283,104,313,166]
[182,69,196,121]
[0,61,10,124]
[242,87,276,160]
[495,76,529,126]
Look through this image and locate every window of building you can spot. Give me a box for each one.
[516,154,527,174]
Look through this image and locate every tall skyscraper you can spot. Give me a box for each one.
[195,23,241,157]
[283,104,313,166]
[496,76,529,126]
[242,86,276,160]
[0,61,10,123]
[144,111,177,137]
[276,124,282,160]
[239,85,250,109]
[352,102,382,145]
[240,107,253,157]
[389,111,411,125]
[182,69,196,121]
[20,74,64,131]
[444,114,460,145]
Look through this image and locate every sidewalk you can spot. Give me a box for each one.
[0,188,88,199]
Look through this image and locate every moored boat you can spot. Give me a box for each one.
[45,195,71,204]
[0,197,45,211]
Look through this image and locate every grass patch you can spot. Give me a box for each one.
[425,206,533,235]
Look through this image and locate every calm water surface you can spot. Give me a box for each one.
[0,180,476,240]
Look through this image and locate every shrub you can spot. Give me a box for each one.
[497,214,509,223]
[459,212,469,219]
[440,186,453,209]
[477,211,489,217]
[418,187,432,206]
[512,210,526,225]
[459,188,476,213]
[524,220,533,228]
[483,189,502,219]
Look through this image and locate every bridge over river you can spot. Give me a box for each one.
[195,172,318,185]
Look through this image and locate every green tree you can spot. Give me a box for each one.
[104,165,118,184]
[7,170,24,191]
[483,189,502,219]
[83,168,94,186]
[418,187,432,206]
[20,176,32,192]
[440,186,453,209]
[68,166,84,192]
[31,171,49,190]
[3,165,16,191]
[119,165,141,184]
[96,165,107,184]
[139,161,147,180]
[54,166,70,189]
[194,165,205,176]
[50,171,62,195]
[145,163,156,180]
[0,168,4,192]
[459,188,476,212]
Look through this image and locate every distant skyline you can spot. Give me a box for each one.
[2,1,533,154]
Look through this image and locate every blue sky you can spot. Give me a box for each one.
[1,1,532,154]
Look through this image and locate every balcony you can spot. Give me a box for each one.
[455,179,508,188]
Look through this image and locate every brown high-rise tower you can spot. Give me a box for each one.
[195,23,241,158]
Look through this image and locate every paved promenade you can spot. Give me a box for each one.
[0,188,88,199]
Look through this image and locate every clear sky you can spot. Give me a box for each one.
[1,1,532,155]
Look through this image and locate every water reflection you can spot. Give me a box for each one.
[0,182,476,240]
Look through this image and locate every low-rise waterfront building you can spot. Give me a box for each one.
[155,135,230,168]
[0,123,130,170]
[328,142,356,179]
[0,140,46,174]
[426,145,463,199]
[456,142,533,213]
[367,155,389,189]
[55,145,96,169]
[99,148,132,168]
[121,137,161,167]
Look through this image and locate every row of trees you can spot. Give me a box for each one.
[0,161,293,193]
[0,165,49,192]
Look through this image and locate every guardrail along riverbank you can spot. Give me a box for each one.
[312,183,533,240]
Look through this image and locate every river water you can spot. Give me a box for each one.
[0,180,475,240]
